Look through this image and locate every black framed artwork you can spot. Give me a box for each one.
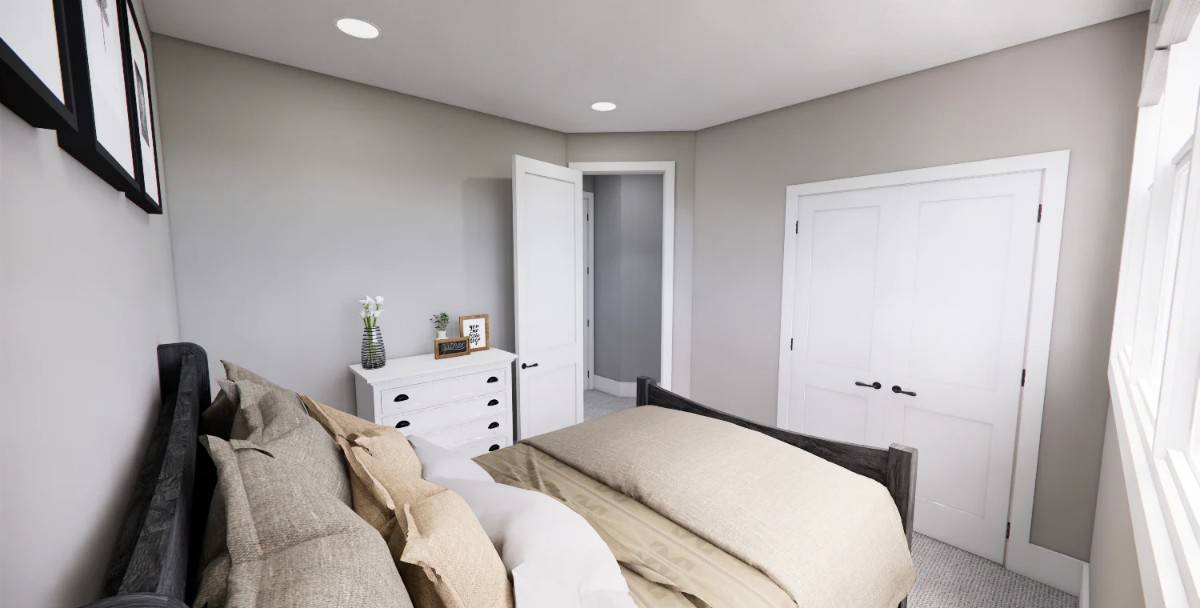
[121,0,161,213]
[57,0,139,194]
[0,0,77,130]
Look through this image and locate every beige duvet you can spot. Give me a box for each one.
[479,406,915,608]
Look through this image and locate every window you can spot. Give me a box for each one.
[1109,3,1200,604]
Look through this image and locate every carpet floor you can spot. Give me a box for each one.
[911,534,1077,608]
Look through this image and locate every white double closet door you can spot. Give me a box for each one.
[785,171,1042,562]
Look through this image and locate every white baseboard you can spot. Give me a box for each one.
[593,375,637,398]
[1079,564,1089,608]
[1006,539,1087,596]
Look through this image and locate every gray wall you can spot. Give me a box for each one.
[567,132,696,394]
[689,14,1146,559]
[592,175,663,382]
[1088,412,1146,607]
[154,36,565,410]
[0,4,180,604]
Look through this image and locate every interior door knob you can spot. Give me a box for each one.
[521,362,539,370]
[855,381,882,390]
[891,385,917,397]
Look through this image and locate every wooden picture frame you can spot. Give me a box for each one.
[434,337,471,360]
[57,0,139,196]
[459,314,491,352]
[120,0,161,213]
[0,0,77,131]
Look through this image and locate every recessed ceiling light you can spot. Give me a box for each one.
[336,18,380,40]
[591,101,617,112]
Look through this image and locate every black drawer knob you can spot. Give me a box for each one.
[486,376,499,383]
[395,420,410,428]
[487,399,499,406]
[489,444,500,452]
[393,394,409,402]
[488,421,500,429]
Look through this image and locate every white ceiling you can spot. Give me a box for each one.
[144,0,1148,133]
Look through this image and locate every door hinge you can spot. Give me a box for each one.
[1037,204,1043,223]
[1005,522,1011,540]
[795,220,800,234]
[789,338,794,351]
[587,319,591,328]
[587,266,590,275]
[587,370,591,378]
[1020,369,1027,387]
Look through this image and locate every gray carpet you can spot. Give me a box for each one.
[911,534,1077,608]
[585,390,1077,608]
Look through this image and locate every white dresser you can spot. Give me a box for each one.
[350,349,516,457]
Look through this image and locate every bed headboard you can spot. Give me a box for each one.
[636,376,917,548]
[81,343,213,608]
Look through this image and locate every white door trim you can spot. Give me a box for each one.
[569,161,676,391]
[584,191,595,390]
[777,150,1081,594]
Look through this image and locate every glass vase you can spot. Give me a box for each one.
[361,325,386,369]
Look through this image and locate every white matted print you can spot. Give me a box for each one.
[82,0,133,175]
[459,314,490,352]
[0,0,65,102]
[125,3,158,204]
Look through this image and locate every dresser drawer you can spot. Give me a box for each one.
[411,412,512,448]
[380,368,507,412]
[382,392,509,435]
[453,434,512,458]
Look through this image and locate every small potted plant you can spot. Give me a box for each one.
[360,296,386,369]
[430,312,450,340]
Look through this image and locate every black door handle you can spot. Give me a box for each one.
[488,421,500,429]
[892,385,917,397]
[394,420,410,428]
[521,362,539,369]
[855,381,882,390]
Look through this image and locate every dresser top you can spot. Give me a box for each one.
[350,348,516,383]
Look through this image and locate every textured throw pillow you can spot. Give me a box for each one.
[346,427,513,608]
[200,379,239,439]
[408,436,494,483]
[195,436,413,608]
[195,365,353,607]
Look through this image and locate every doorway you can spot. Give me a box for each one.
[571,161,675,418]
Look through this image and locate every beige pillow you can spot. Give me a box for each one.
[196,436,413,608]
[346,426,513,608]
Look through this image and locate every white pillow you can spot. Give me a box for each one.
[408,435,493,482]
[436,477,635,608]
[408,437,634,608]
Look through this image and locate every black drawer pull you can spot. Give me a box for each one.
[392,394,409,402]
[489,444,500,452]
[486,376,499,383]
[394,420,410,429]
[487,399,500,406]
[892,385,917,397]
[855,381,882,390]
[488,421,500,429]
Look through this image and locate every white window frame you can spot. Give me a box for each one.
[1109,3,1200,604]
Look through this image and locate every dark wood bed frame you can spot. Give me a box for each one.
[77,343,916,607]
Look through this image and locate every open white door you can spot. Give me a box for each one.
[513,155,585,439]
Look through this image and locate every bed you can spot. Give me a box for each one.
[77,343,917,608]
